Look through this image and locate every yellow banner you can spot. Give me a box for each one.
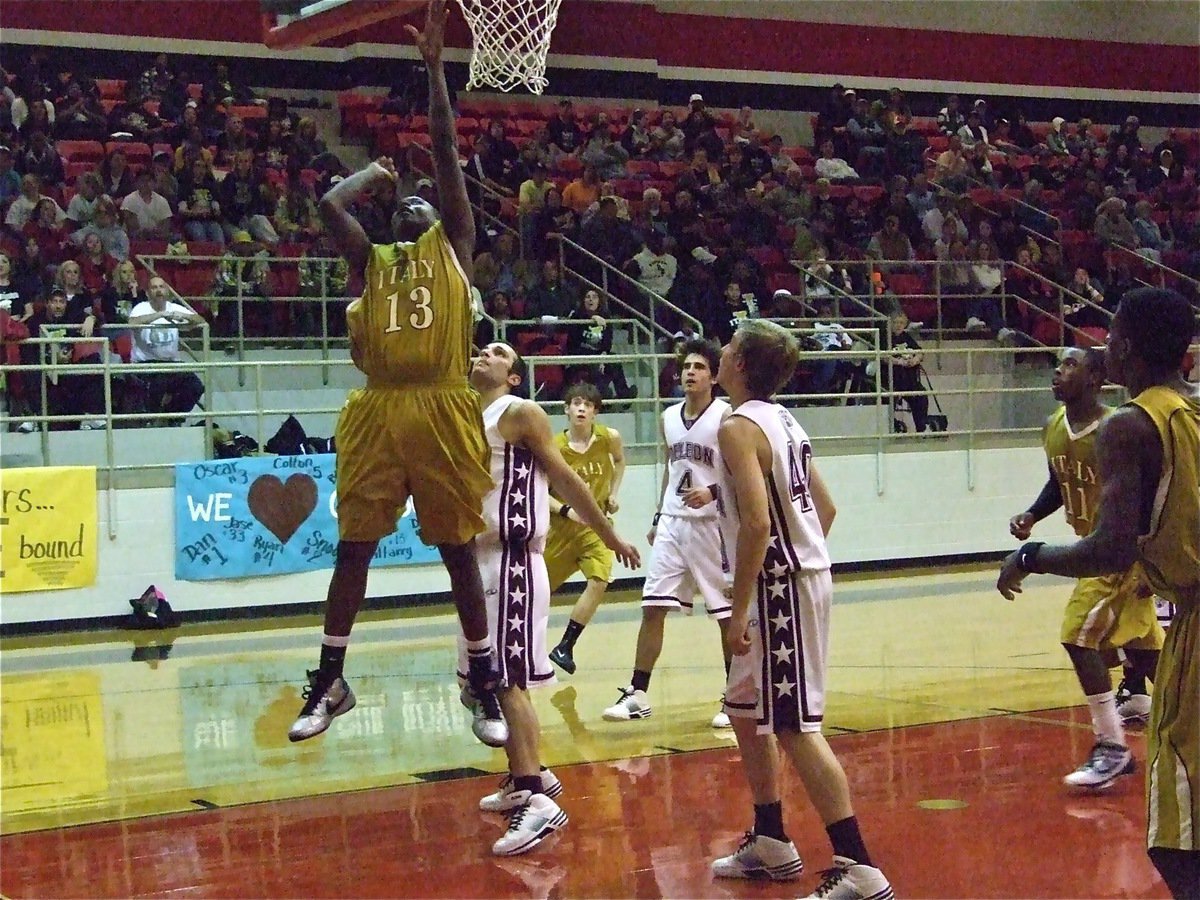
[1,466,97,593]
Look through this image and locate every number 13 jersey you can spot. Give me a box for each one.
[717,400,831,576]
[660,398,729,519]
[347,220,473,386]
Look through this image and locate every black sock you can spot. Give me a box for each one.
[753,802,787,842]
[560,619,585,651]
[826,816,872,867]
[319,643,346,680]
[1122,671,1147,694]
[513,774,543,796]
[631,669,652,692]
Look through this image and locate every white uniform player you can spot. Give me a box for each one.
[643,397,732,618]
[458,393,554,691]
[718,400,831,735]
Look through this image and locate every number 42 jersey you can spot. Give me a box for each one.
[660,399,729,519]
[717,400,831,576]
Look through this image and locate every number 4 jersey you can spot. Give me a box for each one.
[660,398,729,519]
[347,220,474,386]
[717,400,831,577]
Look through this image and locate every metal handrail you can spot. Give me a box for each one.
[1006,262,1112,347]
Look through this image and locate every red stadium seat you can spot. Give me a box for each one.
[57,140,106,164]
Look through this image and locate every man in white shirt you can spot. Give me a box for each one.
[631,231,678,301]
[813,139,859,182]
[127,276,205,424]
[4,173,66,232]
[120,170,175,240]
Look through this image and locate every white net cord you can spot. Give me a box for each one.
[455,0,563,94]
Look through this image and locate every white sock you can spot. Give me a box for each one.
[1086,691,1124,746]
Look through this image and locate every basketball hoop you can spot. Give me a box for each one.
[454,0,563,95]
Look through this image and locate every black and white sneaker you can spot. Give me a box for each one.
[1063,740,1135,790]
[288,669,356,742]
[461,683,509,748]
[1115,677,1152,726]
[492,792,568,856]
[480,769,563,812]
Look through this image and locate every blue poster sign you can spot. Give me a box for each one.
[174,454,439,580]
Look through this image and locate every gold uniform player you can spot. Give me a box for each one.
[544,382,626,675]
[1009,346,1162,789]
[998,288,1198,899]
[289,0,504,749]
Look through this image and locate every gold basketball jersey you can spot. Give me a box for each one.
[1043,405,1109,538]
[346,221,473,386]
[554,424,616,510]
[1129,385,1200,609]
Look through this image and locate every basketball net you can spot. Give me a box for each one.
[454,0,563,94]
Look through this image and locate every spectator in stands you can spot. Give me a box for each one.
[215,115,254,169]
[632,185,668,238]
[120,169,175,240]
[579,196,638,282]
[516,163,550,248]
[77,231,117,294]
[837,195,873,252]
[565,288,636,401]
[472,232,529,298]
[1067,118,1100,158]
[1038,241,1071,288]
[107,88,163,145]
[212,229,272,338]
[814,86,854,151]
[527,256,577,319]
[921,191,957,245]
[148,151,178,209]
[273,179,321,245]
[713,279,759,345]
[728,187,774,247]
[1010,110,1037,151]
[23,285,106,431]
[968,142,997,187]
[0,145,21,210]
[1016,179,1056,235]
[174,124,214,176]
[649,110,686,161]
[581,118,630,181]
[0,251,34,322]
[814,138,859,182]
[765,134,798,177]
[719,142,757,191]
[297,231,349,338]
[685,148,722,203]
[937,94,965,137]
[22,196,69,271]
[1104,143,1138,192]
[733,105,758,144]
[562,164,601,216]
[1131,200,1168,262]
[485,120,523,193]
[1143,148,1180,192]
[55,260,95,327]
[881,309,930,432]
[290,117,328,170]
[867,214,916,272]
[256,118,293,171]
[681,93,715,154]
[11,82,55,135]
[1045,117,1070,156]
[629,230,677,306]
[546,99,583,156]
[1063,266,1108,331]
[620,108,652,159]
[16,130,64,188]
[763,165,811,226]
[204,61,259,110]
[103,258,147,322]
[158,67,193,124]
[1102,257,1137,312]
[1107,115,1143,158]
[1093,197,1138,251]
[581,181,630,228]
[905,172,937,220]
[474,289,513,348]
[72,196,129,261]
[532,186,577,254]
[127,275,205,423]
[934,134,970,192]
[219,150,279,247]
[99,147,135,201]
[666,187,705,257]
[177,156,224,245]
[53,81,107,141]
[846,96,887,178]
[967,239,1005,334]
[808,294,858,395]
[138,53,176,101]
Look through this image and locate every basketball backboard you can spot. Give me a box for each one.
[261,0,423,49]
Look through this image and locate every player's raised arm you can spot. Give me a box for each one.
[507,400,640,570]
[406,0,475,275]
[318,159,394,275]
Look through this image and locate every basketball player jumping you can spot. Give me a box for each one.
[466,341,639,856]
[1007,346,1162,789]
[998,288,1198,898]
[602,338,735,728]
[289,0,503,747]
[711,320,893,900]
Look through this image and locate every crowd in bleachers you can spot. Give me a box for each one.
[2,45,1199,429]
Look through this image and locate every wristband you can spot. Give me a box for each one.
[559,505,572,520]
[1017,541,1045,574]
[652,512,661,526]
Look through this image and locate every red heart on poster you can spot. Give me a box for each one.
[247,474,317,544]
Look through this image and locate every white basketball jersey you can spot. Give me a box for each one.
[717,400,831,577]
[482,394,550,551]
[660,398,730,519]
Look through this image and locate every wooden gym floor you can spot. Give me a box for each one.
[0,565,1171,898]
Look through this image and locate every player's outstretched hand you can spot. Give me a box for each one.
[404,0,447,65]
[606,534,641,571]
[1009,512,1035,540]
[371,157,398,181]
[996,549,1027,601]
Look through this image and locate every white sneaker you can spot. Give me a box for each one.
[997,327,1016,345]
[16,421,36,433]
[602,686,651,721]
[1115,679,1152,726]
[965,316,987,331]
[460,684,509,748]
[712,698,732,728]
[712,831,803,881]
[804,856,894,899]
[1063,740,1135,790]
[80,419,108,430]
[492,792,568,856]
[480,769,563,812]
[288,669,356,742]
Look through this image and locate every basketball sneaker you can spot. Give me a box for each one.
[1115,679,1152,726]
[712,831,803,881]
[548,643,576,675]
[480,769,564,812]
[288,669,356,742]
[492,792,568,856]
[602,686,651,720]
[460,684,509,748]
[804,856,895,899]
[1063,740,1135,790]
[712,696,732,728]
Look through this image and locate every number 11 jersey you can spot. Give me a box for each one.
[660,398,729,519]
[347,220,473,386]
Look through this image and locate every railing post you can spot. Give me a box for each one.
[320,262,330,386]
[236,275,247,387]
